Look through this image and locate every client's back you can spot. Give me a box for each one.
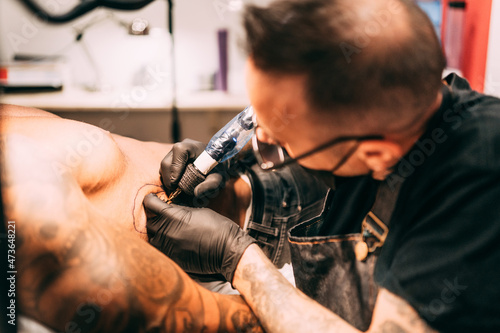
[0,104,261,332]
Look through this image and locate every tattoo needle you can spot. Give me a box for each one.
[166,188,182,204]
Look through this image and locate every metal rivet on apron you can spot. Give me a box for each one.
[355,241,369,261]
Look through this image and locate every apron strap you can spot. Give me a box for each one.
[371,177,403,224]
[356,177,404,261]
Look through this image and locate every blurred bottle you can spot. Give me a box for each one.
[444,1,466,73]
[215,29,228,92]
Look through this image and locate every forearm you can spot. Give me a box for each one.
[233,244,360,333]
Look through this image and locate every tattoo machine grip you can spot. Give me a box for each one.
[178,164,206,196]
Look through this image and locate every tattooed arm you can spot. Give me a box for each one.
[2,133,262,332]
[233,244,436,333]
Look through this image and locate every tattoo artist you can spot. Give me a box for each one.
[144,0,500,332]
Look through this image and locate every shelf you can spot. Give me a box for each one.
[0,87,249,112]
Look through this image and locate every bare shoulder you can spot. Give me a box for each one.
[1,126,89,227]
[0,103,60,118]
[1,104,126,192]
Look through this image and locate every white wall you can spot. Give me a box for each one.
[174,0,249,94]
[485,0,500,97]
[0,0,261,96]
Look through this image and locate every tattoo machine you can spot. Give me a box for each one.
[167,105,255,202]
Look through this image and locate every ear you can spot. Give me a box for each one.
[356,140,403,180]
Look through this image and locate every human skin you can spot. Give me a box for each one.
[0,104,260,332]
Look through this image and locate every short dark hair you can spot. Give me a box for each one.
[243,0,446,133]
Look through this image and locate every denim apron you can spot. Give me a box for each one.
[288,179,402,331]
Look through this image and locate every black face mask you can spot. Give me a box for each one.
[302,167,379,192]
[300,167,338,189]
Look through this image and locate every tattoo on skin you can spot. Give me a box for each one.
[372,321,407,333]
[126,239,184,304]
[230,310,262,333]
[383,290,431,331]
[14,197,264,332]
[3,135,263,332]
[242,261,336,332]
[68,303,102,333]
[39,221,59,240]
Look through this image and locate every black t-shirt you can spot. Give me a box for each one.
[320,74,500,332]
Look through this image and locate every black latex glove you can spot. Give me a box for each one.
[160,139,231,199]
[144,193,256,284]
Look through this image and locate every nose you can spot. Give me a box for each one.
[256,127,279,146]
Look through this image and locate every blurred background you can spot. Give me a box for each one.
[0,0,499,143]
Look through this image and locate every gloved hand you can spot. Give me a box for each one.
[144,193,256,284]
[160,139,231,200]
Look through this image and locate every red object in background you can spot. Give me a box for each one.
[0,68,7,80]
[441,0,493,92]
[443,2,466,70]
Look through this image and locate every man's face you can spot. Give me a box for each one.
[245,59,371,176]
